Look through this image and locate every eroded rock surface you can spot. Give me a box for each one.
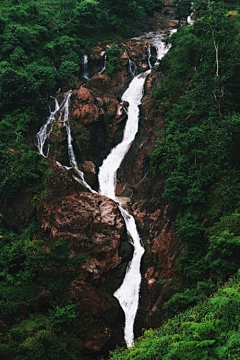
[38,191,131,282]
[41,28,183,342]
[38,191,132,353]
[2,18,184,357]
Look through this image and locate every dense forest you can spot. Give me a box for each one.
[0,0,240,359]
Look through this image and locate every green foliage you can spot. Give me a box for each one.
[75,124,91,152]
[0,144,48,200]
[4,314,83,360]
[150,0,240,299]
[105,45,122,76]
[49,305,76,328]
[142,0,164,15]
[149,0,240,326]
[206,231,240,281]
[110,273,240,360]
[58,60,79,88]
[0,68,37,111]
[173,0,192,23]
[0,2,159,358]
[0,224,87,359]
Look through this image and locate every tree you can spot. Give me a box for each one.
[0,69,37,111]
[173,0,192,24]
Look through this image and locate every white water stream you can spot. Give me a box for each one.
[36,91,94,192]
[98,70,150,347]
[187,13,194,25]
[36,98,60,157]
[98,70,150,200]
[36,29,175,348]
[129,58,137,77]
[98,30,175,347]
[100,53,107,74]
[82,54,89,79]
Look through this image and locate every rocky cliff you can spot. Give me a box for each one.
[2,19,183,357]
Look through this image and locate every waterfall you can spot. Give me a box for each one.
[147,45,152,69]
[36,90,95,192]
[36,29,176,349]
[35,97,60,157]
[100,53,107,74]
[128,58,137,77]
[150,31,176,66]
[98,69,151,347]
[115,206,145,347]
[58,91,77,168]
[98,70,150,200]
[82,54,89,79]
[98,30,176,348]
[36,91,72,158]
[187,2,194,26]
[187,13,194,25]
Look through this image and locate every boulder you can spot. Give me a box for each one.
[72,87,99,125]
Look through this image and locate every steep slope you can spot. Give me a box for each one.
[109,272,240,360]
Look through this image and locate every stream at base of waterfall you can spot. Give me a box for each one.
[36,29,176,348]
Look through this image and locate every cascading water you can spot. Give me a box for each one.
[58,91,77,167]
[134,29,177,68]
[36,91,94,192]
[100,53,107,74]
[36,29,176,349]
[98,30,176,348]
[36,98,60,157]
[187,13,194,25]
[149,31,176,66]
[98,70,151,200]
[187,2,194,26]
[98,70,150,347]
[147,45,152,69]
[128,58,137,77]
[82,54,89,79]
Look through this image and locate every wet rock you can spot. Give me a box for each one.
[48,127,65,144]
[70,281,124,353]
[82,161,96,175]
[72,87,99,126]
[37,191,129,352]
[43,159,86,198]
[120,51,129,67]
[38,192,127,280]
[80,161,98,189]
[123,39,150,72]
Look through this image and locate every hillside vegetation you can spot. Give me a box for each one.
[110,0,240,358]
[0,1,166,359]
[0,0,239,359]
[110,272,240,360]
[0,0,163,203]
[150,0,240,314]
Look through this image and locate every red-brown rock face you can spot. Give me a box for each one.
[43,35,183,339]
[70,281,123,352]
[122,39,150,72]
[38,191,131,282]
[38,190,132,353]
[14,23,183,356]
[72,87,100,125]
[33,42,156,355]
